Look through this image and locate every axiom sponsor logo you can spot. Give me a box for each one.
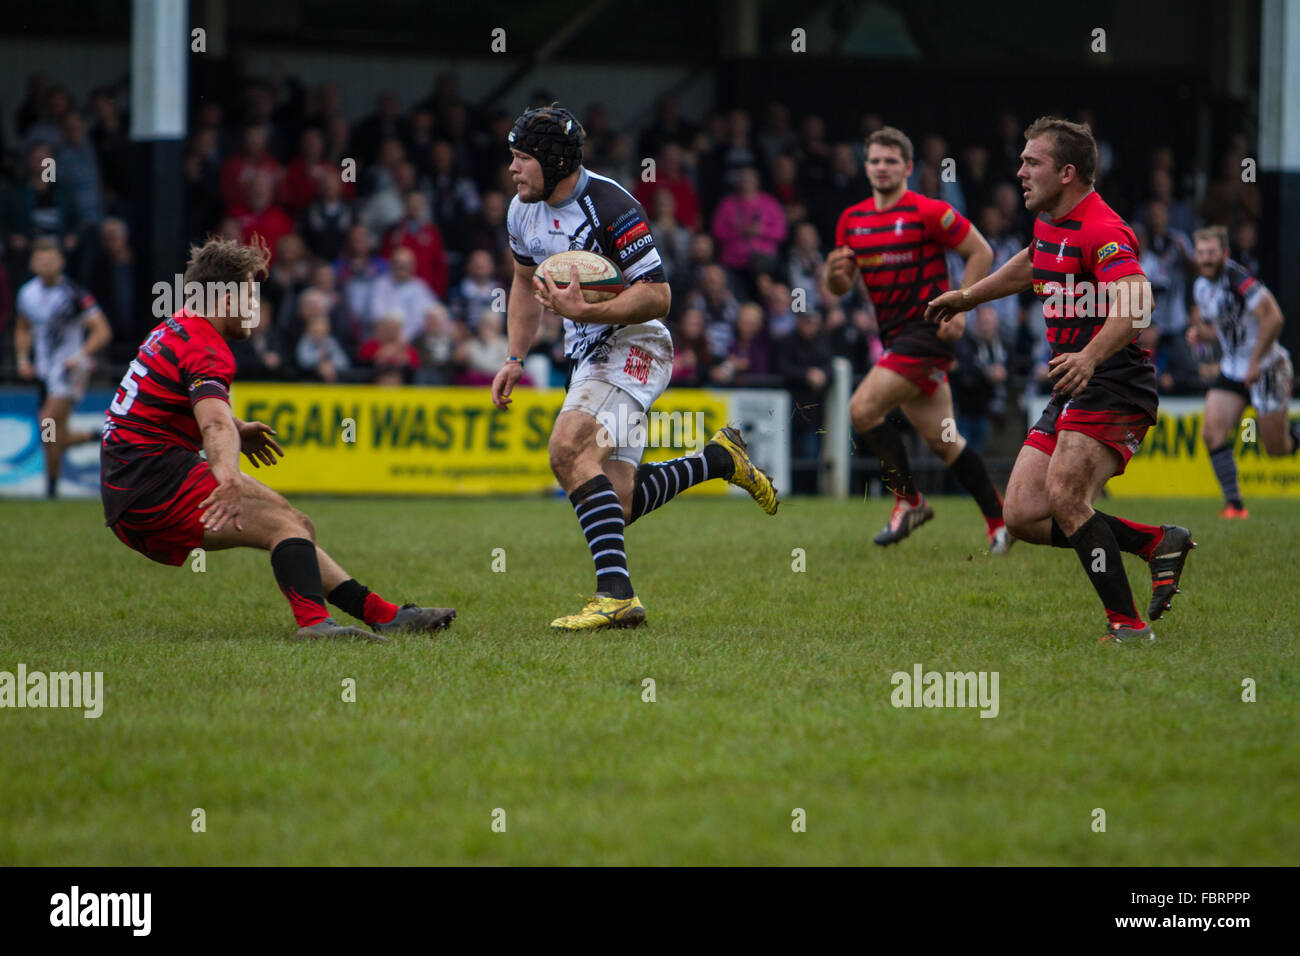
[617,234,654,260]
[0,663,103,718]
[890,663,999,718]
[50,886,151,936]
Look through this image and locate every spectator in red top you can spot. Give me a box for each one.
[220,124,282,212]
[358,312,420,385]
[233,173,294,265]
[711,166,787,276]
[279,127,354,216]
[634,142,700,231]
[382,191,449,297]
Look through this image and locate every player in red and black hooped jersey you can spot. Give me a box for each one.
[927,117,1195,644]
[101,236,454,642]
[825,126,1009,553]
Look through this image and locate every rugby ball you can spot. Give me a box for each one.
[536,250,625,303]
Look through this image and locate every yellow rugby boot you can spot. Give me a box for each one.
[708,426,779,515]
[550,593,647,631]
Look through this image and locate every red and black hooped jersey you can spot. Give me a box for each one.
[101,310,236,523]
[835,190,971,359]
[1028,190,1157,419]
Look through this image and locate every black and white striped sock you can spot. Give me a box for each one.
[569,475,633,599]
[627,453,715,524]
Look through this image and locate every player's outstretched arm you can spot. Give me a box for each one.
[1245,291,1285,384]
[492,260,544,410]
[926,247,1033,324]
[195,397,245,532]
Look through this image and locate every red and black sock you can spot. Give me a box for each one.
[1051,514,1163,559]
[1067,513,1144,629]
[328,578,399,625]
[1097,511,1164,560]
[859,422,918,504]
[270,537,330,628]
[947,446,1004,531]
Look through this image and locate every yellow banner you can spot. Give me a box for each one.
[1110,398,1300,498]
[230,383,731,495]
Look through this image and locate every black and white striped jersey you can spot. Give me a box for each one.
[16,275,100,380]
[507,167,667,361]
[1192,259,1284,381]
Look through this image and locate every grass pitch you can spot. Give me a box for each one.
[0,494,1296,865]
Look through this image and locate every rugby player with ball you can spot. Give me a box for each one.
[491,105,778,631]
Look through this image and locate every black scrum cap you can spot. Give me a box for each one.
[507,105,584,201]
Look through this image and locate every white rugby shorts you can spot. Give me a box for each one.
[562,323,673,465]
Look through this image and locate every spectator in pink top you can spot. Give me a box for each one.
[710,166,786,277]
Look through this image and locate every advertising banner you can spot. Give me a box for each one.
[0,383,792,498]
[1024,394,1300,498]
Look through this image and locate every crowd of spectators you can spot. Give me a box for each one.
[0,69,1267,458]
